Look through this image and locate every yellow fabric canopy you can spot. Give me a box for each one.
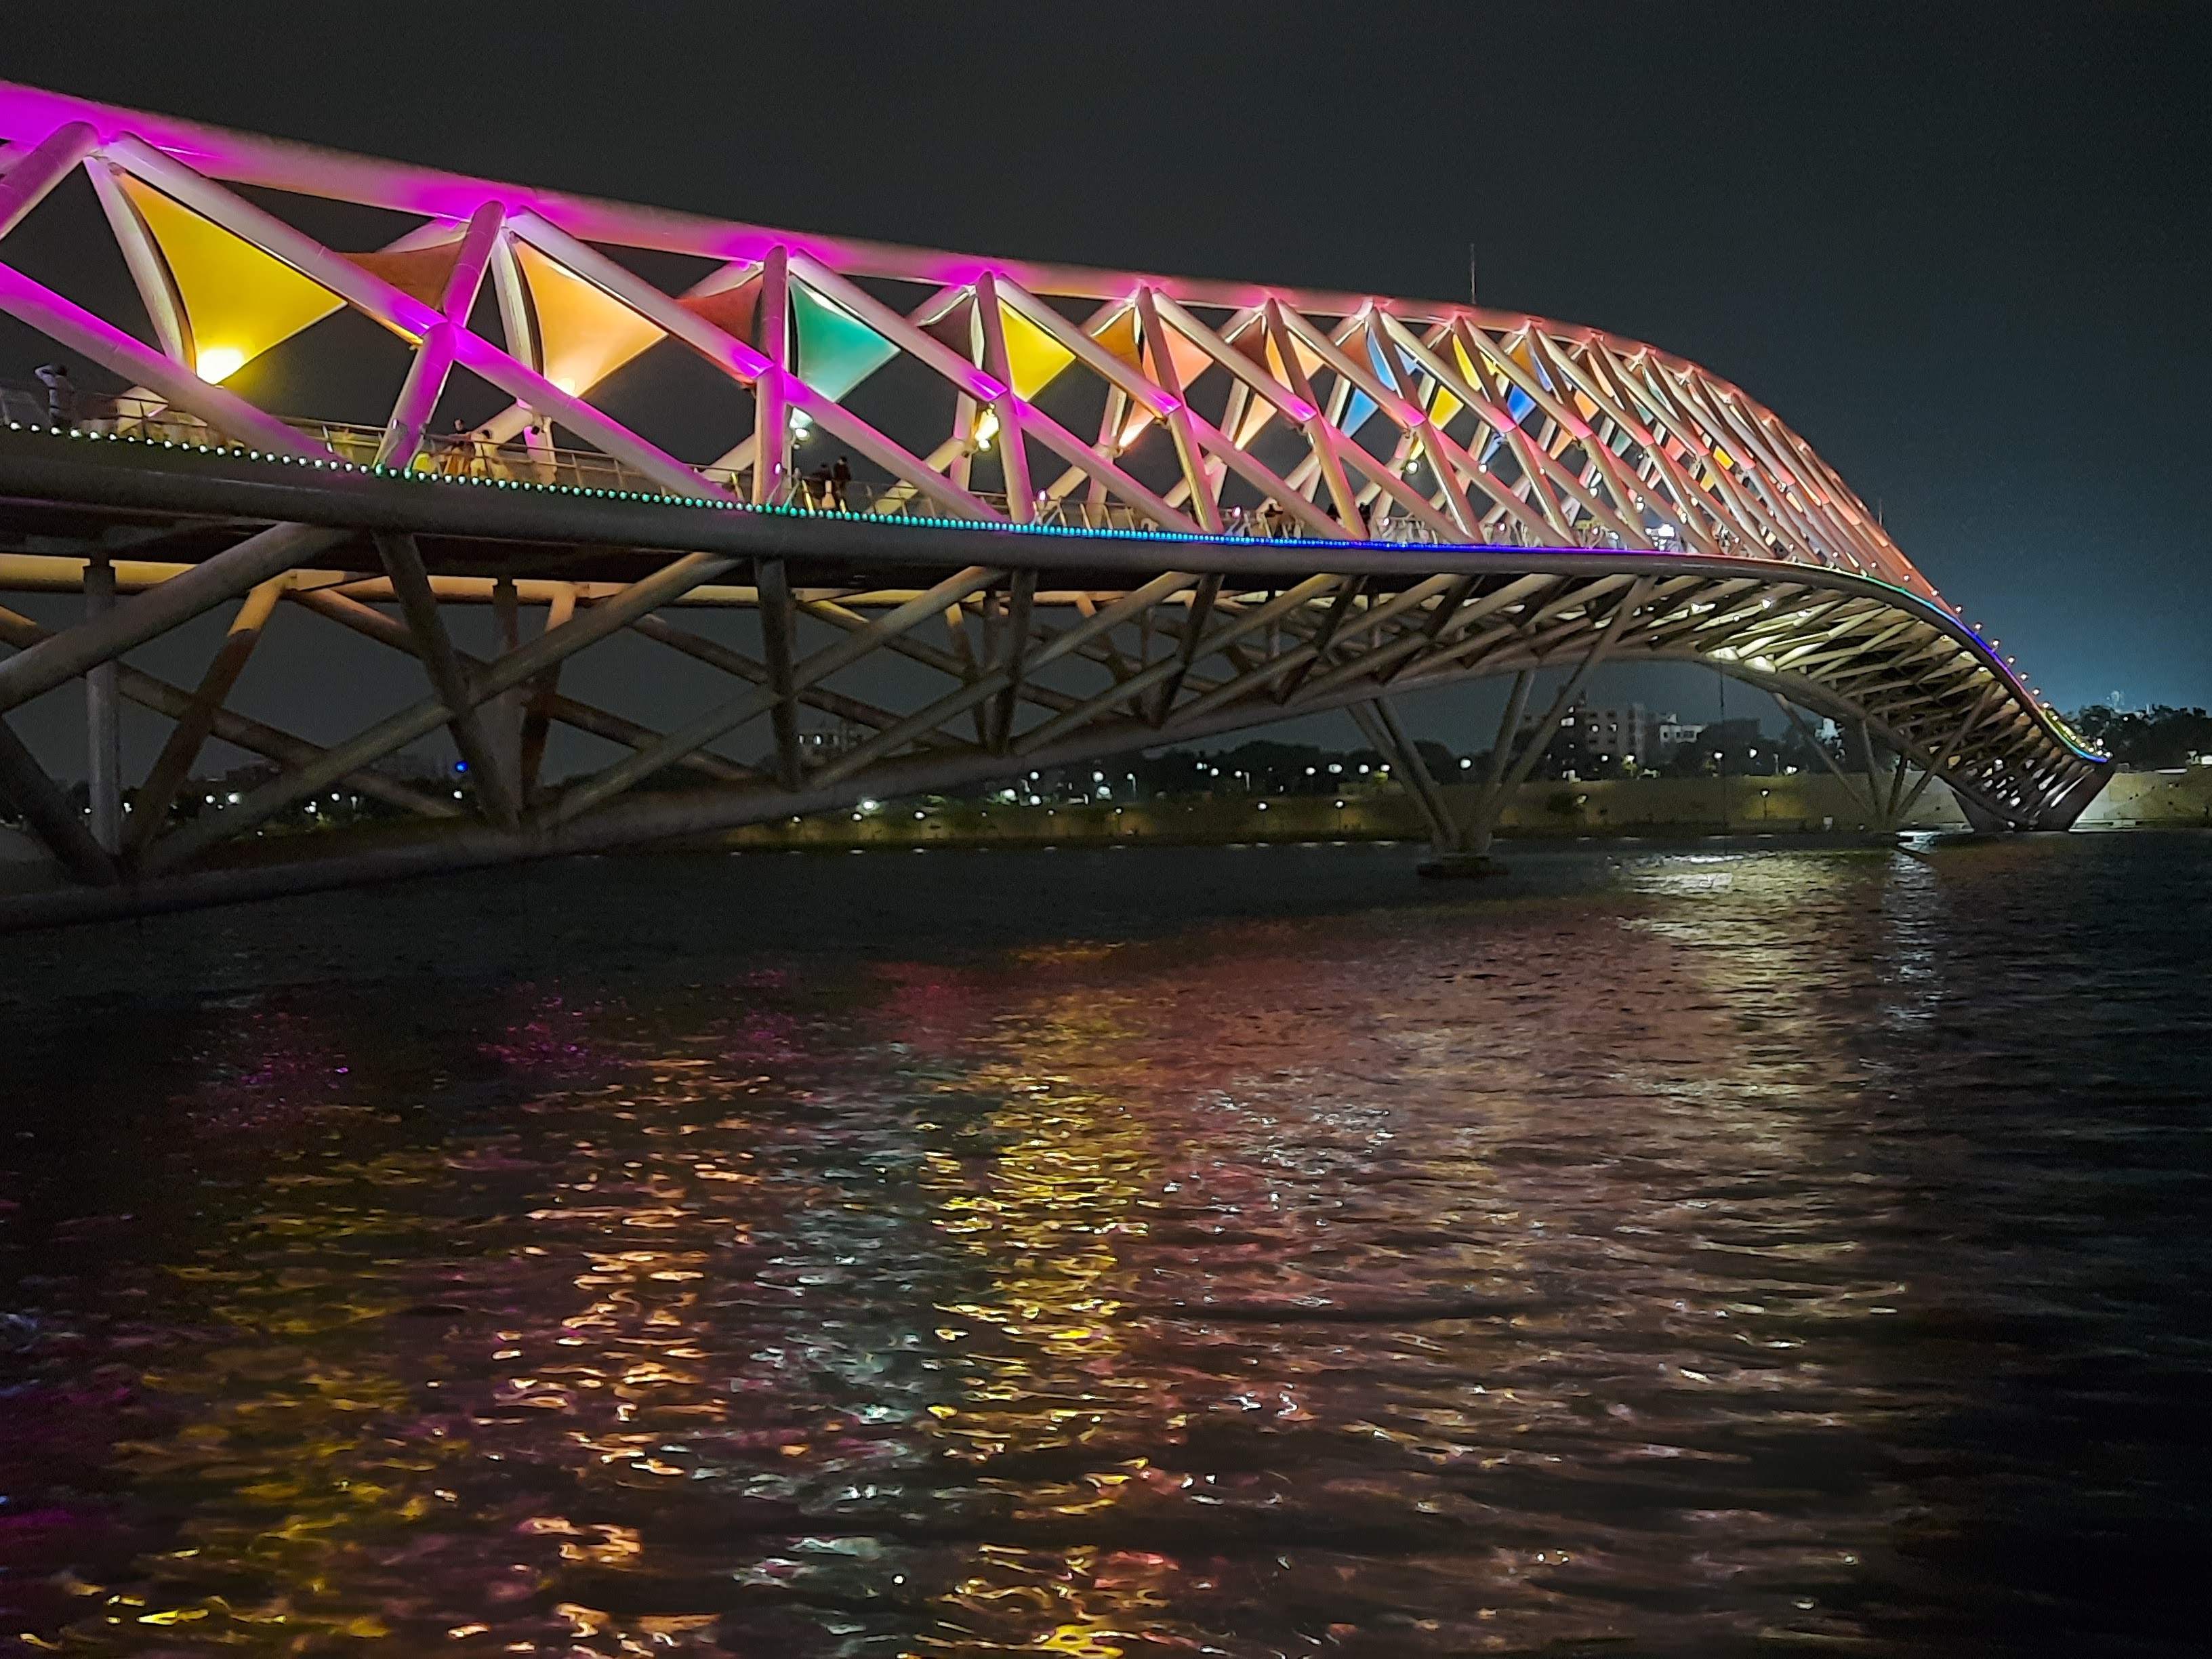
[117,174,343,381]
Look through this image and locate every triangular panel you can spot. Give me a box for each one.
[351,237,465,311]
[1000,302,1073,399]
[1331,327,1408,437]
[514,240,665,395]
[1143,325,1210,395]
[1428,359,1463,429]
[682,276,762,346]
[1268,331,1322,388]
[117,173,344,380]
[1229,323,1319,391]
[1232,393,1275,446]
[790,283,897,400]
[1093,306,1143,370]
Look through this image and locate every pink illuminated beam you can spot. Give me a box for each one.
[971,272,1035,520]
[447,328,737,502]
[785,253,1006,403]
[0,121,94,243]
[0,260,330,458]
[0,73,1768,385]
[1147,290,1316,424]
[505,211,773,382]
[85,161,194,366]
[1132,287,1222,532]
[0,81,1923,592]
[521,237,1014,518]
[102,136,443,342]
[379,201,505,466]
[777,371,1000,522]
[96,144,741,501]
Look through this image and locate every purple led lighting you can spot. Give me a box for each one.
[0,258,330,458]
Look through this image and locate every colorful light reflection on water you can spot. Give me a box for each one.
[0,837,2205,1656]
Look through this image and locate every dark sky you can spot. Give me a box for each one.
[7,0,2209,718]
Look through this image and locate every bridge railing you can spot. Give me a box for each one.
[3,380,1669,552]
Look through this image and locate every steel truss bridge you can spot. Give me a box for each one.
[0,81,2105,928]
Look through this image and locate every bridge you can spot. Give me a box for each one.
[0,81,2106,928]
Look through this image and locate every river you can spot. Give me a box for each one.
[1,833,2206,1656]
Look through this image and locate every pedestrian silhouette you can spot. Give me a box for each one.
[34,363,74,428]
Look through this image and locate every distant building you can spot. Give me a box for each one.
[370,748,457,784]
[754,724,866,771]
[1548,700,1673,773]
[797,725,863,760]
[1684,718,1780,776]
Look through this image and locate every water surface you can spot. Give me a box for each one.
[1,835,2206,1656]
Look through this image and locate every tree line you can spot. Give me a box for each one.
[2068,705,2212,769]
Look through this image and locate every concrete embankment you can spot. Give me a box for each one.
[2,771,2191,878]
[712,769,2211,852]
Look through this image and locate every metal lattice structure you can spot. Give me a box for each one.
[0,81,2105,927]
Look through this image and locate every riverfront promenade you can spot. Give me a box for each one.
[711,768,2212,854]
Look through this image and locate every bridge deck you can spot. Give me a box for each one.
[0,421,2106,932]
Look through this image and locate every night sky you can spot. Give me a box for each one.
[6,1,2208,729]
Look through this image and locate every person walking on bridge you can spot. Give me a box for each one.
[33,363,74,428]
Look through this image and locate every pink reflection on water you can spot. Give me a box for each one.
[717,1008,804,1068]
[869,960,996,1059]
[475,986,619,1080]
[170,1003,358,1136]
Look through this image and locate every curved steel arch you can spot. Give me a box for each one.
[0,83,2106,925]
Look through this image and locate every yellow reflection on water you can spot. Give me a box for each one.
[924,990,1153,1439]
[909,987,1177,1652]
[14,848,1959,1655]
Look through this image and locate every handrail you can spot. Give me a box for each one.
[0,377,1700,552]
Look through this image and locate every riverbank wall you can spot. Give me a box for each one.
[710,768,2210,852]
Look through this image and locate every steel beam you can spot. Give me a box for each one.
[0,715,115,886]
[125,575,288,858]
[0,523,350,715]
[285,586,752,787]
[82,555,121,853]
[375,533,519,827]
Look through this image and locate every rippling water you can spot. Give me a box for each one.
[0,834,2206,1657]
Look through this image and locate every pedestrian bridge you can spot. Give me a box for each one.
[0,80,2106,927]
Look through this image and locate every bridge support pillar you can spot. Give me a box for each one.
[373,533,520,827]
[0,715,115,886]
[1352,697,1498,878]
[1376,581,1651,876]
[493,575,523,792]
[1349,697,1460,855]
[124,576,288,861]
[84,554,121,853]
[1774,695,1879,829]
[1952,792,2015,834]
[2034,768,2112,830]
[1951,766,2106,834]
